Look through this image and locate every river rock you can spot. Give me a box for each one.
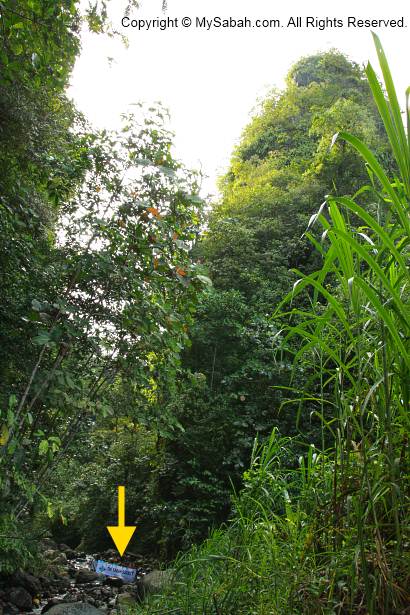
[42,595,78,613]
[42,599,65,613]
[51,552,68,566]
[10,570,42,596]
[39,575,52,589]
[42,538,58,550]
[59,544,77,560]
[45,604,104,615]
[136,569,172,597]
[75,569,99,584]
[8,587,32,610]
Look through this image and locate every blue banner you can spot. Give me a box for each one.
[95,559,137,582]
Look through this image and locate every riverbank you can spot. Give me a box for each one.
[0,539,160,614]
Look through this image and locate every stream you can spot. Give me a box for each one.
[0,541,153,614]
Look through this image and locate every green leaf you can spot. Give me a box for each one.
[39,440,49,456]
[338,131,410,236]
[195,274,212,286]
[32,331,51,346]
[0,424,9,446]
[370,33,409,192]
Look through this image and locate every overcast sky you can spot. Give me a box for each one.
[69,0,410,197]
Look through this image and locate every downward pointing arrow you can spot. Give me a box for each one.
[107,486,136,556]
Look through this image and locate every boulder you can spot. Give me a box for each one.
[8,587,32,611]
[42,538,58,550]
[45,604,104,615]
[39,575,52,590]
[42,599,65,614]
[136,569,173,597]
[42,596,78,613]
[51,552,68,566]
[59,544,77,560]
[75,569,99,585]
[10,570,41,596]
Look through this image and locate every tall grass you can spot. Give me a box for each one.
[276,32,410,613]
[134,432,335,615]
[134,35,409,615]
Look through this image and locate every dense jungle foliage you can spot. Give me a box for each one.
[0,1,408,613]
[0,0,207,568]
[136,36,409,615]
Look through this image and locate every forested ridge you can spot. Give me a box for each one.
[0,2,409,614]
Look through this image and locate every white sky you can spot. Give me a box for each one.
[69,0,410,197]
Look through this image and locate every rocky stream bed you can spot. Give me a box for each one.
[0,539,168,615]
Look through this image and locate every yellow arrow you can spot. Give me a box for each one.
[107,486,136,556]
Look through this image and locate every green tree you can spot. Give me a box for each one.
[136,35,409,615]
[147,51,393,555]
[0,0,206,571]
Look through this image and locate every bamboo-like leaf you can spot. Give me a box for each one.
[371,33,409,192]
[331,196,410,283]
[406,86,410,160]
[351,276,410,369]
[328,227,410,331]
[290,268,353,336]
[283,325,356,387]
[338,132,403,213]
[365,62,408,189]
